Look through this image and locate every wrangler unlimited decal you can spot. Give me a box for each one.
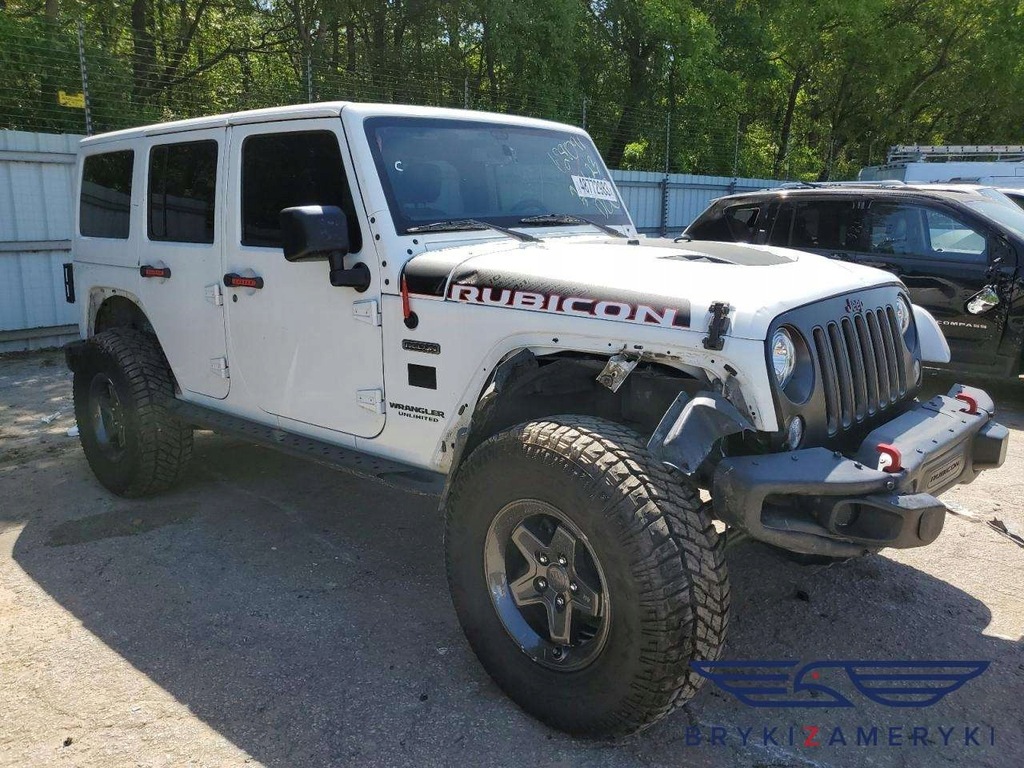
[388,401,445,422]
[447,284,691,328]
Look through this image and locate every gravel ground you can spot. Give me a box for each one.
[1,349,1021,768]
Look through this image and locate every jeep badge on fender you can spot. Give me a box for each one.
[63,102,1008,737]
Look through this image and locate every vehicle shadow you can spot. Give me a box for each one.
[6,433,1023,768]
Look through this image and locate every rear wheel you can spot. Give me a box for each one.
[444,416,729,735]
[73,328,193,497]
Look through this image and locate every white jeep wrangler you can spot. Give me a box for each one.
[64,103,1007,735]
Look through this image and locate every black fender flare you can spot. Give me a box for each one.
[647,391,754,475]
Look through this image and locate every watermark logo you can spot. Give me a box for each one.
[691,660,989,708]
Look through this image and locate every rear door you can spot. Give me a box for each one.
[137,130,230,399]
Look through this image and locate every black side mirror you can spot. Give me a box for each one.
[281,205,349,260]
[279,205,370,291]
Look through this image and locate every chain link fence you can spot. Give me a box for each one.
[0,17,774,178]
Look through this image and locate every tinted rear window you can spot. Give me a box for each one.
[80,150,134,238]
[148,140,218,243]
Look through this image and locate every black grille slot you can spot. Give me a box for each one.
[813,327,839,435]
[816,305,908,436]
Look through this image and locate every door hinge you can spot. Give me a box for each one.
[210,357,230,378]
[205,283,224,306]
[353,299,381,326]
[357,388,384,414]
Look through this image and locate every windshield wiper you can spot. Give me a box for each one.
[518,213,627,238]
[405,219,538,242]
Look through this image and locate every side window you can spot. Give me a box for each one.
[867,203,925,255]
[241,131,362,250]
[789,201,864,250]
[723,206,760,241]
[148,140,218,243]
[80,150,134,238]
[924,209,987,261]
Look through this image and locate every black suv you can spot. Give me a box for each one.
[685,184,1024,378]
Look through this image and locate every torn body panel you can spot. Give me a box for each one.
[647,391,754,476]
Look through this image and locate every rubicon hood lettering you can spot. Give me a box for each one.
[448,284,690,328]
[402,237,898,339]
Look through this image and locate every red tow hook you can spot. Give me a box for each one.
[876,443,903,473]
[955,392,979,415]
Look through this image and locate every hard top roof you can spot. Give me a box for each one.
[79,102,585,147]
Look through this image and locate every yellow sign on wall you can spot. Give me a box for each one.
[58,90,86,108]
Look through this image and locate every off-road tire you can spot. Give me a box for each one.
[444,416,730,736]
[73,328,193,497]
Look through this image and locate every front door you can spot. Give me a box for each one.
[223,119,385,438]
[137,129,230,399]
[854,201,1011,367]
[769,198,1014,369]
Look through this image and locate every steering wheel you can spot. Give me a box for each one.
[510,198,547,215]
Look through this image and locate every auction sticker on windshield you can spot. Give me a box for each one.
[572,175,618,202]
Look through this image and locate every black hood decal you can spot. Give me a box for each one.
[403,250,466,296]
[641,238,796,266]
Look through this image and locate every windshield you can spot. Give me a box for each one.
[364,116,630,234]
[965,200,1024,238]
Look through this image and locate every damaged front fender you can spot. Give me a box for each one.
[647,391,754,475]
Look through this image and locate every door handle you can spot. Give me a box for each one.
[223,273,264,290]
[140,265,172,279]
[967,285,1000,315]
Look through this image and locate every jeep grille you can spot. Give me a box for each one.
[812,305,908,435]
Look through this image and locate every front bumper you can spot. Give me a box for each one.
[713,384,1008,557]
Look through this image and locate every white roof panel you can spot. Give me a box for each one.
[78,101,586,149]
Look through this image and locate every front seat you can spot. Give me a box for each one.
[393,162,447,222]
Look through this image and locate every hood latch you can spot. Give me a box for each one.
[702,302,731,351]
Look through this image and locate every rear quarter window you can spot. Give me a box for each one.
[80,150,134,239]
[687,205,737,240]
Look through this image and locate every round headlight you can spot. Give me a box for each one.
[895,295,912,334]
[771,328,796,388]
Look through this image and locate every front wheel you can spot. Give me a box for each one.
[444,416,730,735]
